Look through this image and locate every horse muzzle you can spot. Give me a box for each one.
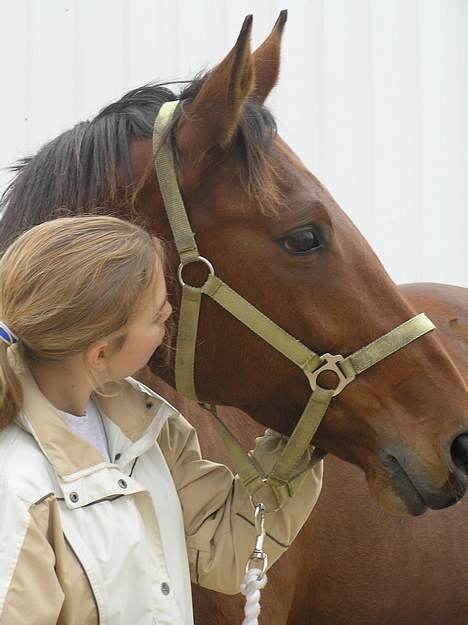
[380,444,467,516]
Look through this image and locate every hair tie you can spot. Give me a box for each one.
[0,322,18,346]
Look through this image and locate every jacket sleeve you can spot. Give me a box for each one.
[157,411,323,595]
[0,489,65,625]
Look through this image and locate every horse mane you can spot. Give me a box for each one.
[0,75,278,252]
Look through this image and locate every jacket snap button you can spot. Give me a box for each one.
[118,479,127,489]
[70,492,79,503]
[146,402,153,409]
[161,582,170,595]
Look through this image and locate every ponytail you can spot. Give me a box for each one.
[0,343,23,428]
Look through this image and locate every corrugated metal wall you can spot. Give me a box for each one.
[0,0,466,287]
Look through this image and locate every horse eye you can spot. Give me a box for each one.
[280,228,320,255]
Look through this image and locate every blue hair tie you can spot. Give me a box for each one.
[0,322,18,346]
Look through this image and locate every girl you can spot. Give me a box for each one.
[0,216,323,625]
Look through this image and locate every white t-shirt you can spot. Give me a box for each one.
[62,399,110,461]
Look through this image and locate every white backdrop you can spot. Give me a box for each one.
[0,0,466,287]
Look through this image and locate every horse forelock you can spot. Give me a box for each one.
[0,75,279,252]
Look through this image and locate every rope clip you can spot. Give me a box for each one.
[245,503,268,578]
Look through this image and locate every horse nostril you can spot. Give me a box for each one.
[450,433,468,476]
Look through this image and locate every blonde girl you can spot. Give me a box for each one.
[0,216,322,625]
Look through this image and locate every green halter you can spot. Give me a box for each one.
[153,100,435,511]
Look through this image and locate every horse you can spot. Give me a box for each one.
[1,12,467,625]
[152,282,468,625]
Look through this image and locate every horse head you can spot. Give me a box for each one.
[134,13,468,515]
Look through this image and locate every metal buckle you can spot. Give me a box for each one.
[177,255,215,293]
[306,353,355,397]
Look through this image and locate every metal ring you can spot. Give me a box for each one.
[245,552,268,577]
[306,353,355,397]
[249,492,282,515]
[177,256,215,293]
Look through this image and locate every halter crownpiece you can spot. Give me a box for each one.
[0,322,18,346]
[153,100,436,511]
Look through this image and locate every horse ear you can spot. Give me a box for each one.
[176,15,254,157]
[251,10,287,103]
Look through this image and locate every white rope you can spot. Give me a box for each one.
[240,568,268,625]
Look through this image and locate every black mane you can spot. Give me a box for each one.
[0,75,277,252]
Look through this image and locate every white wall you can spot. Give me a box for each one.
[0,0,466,287]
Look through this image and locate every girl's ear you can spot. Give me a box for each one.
[85,340,111,372]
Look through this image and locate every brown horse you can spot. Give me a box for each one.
[1,12,467,625]
[157,282,467,625]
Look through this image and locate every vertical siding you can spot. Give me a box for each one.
[0,0,466,287]
[0,0,30,178]
[370,0,422,283]
[321,0,373,244]
[419,0,467,286]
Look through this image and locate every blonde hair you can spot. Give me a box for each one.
[0,215,165,428]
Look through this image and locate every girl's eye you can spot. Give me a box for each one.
[279,228,321,255]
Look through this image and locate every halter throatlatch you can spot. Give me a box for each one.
[153,100,435,511]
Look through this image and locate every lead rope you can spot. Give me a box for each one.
[241,504,268,625]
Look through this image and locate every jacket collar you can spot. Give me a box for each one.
[11,350,174,479]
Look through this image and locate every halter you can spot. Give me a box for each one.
[153,100,435,511]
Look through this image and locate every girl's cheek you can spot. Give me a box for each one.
[155,327,165,346]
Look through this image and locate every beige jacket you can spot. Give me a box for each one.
[0,358,323,625]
